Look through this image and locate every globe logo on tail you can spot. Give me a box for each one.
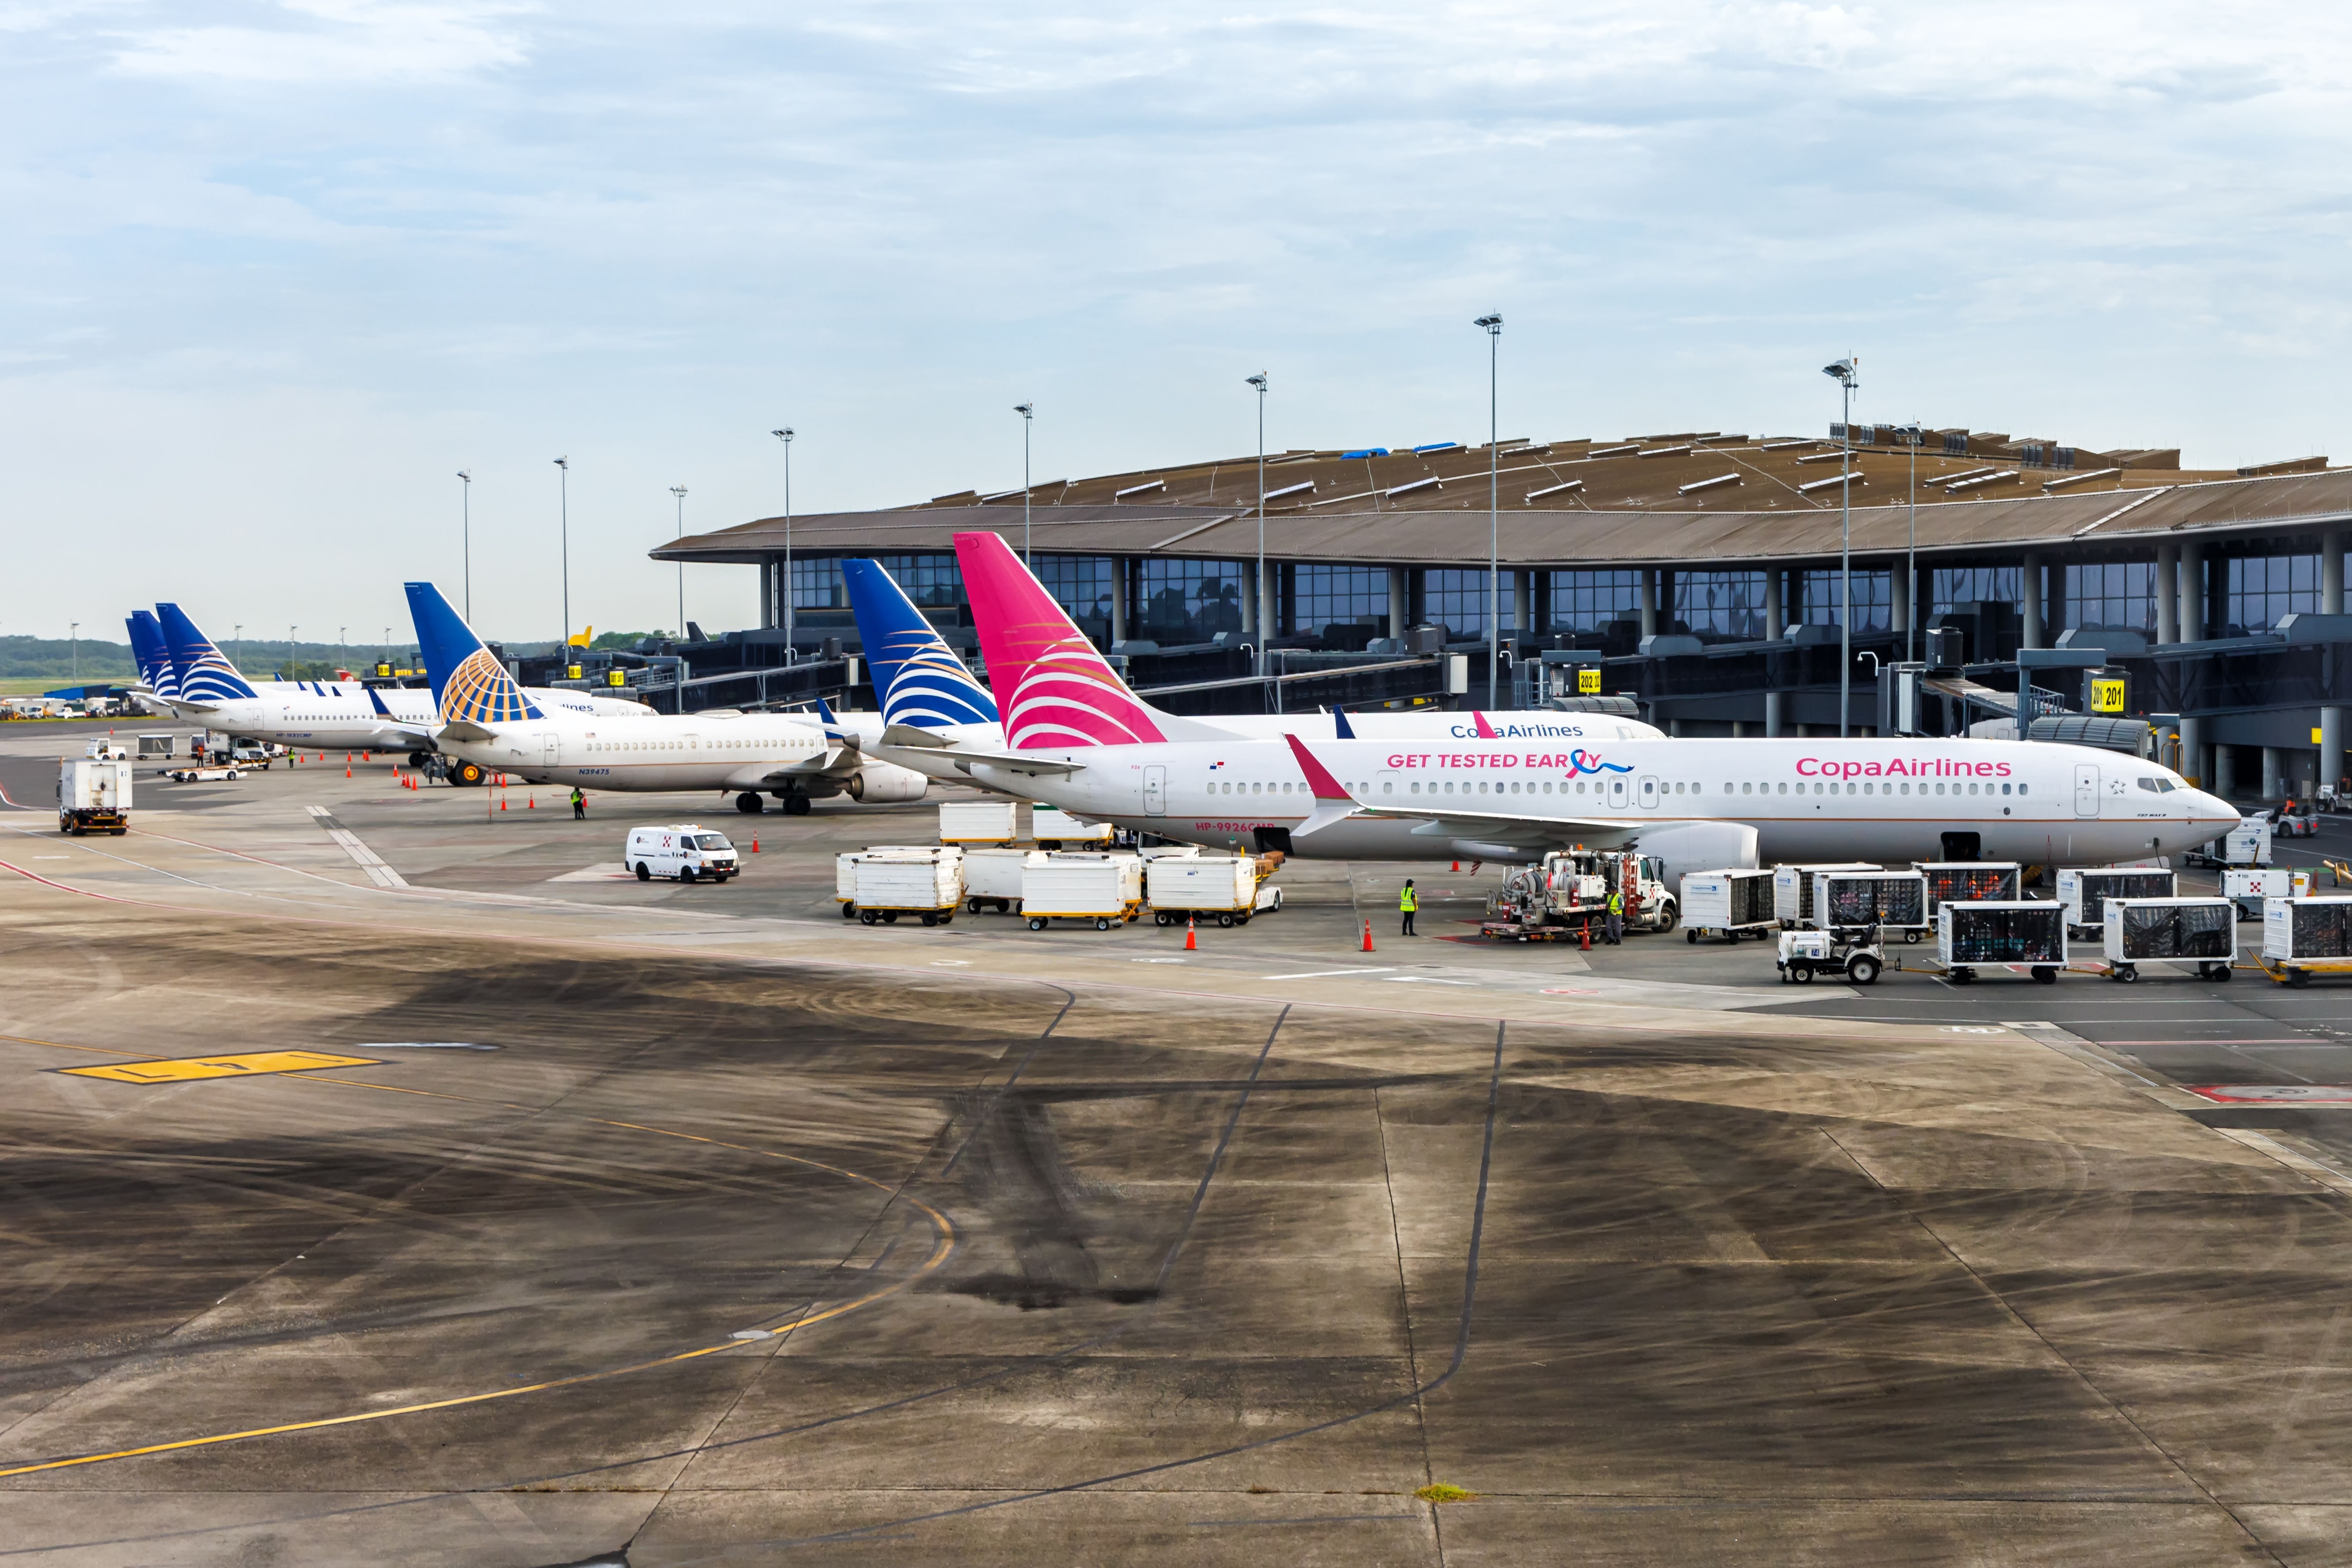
[440,648,541,726]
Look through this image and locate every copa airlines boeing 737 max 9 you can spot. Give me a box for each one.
[943,532,2239,883]
[406,582,930,811]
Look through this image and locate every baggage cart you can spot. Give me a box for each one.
[1812,871,1929,942]
[2224,867,2292,922]
[838,847,962,924]
[1772,862,1878,926]
[962,847,1037,914]
[2190,820,2272,869]
[1681,869,1777,944]
[1021,852,1144,930]
[57,758,132,835]
[938,800,1030,846]
[2261,896,2352,987]
[1034,805,1113,850]
[2059,867,2177,937]
[163,764,242,783]
[1915,861,2023,917]
[1148,856,1281,927]
[136,733,176,760]
[2102,897,2236,982]
[1938,901,2067,984]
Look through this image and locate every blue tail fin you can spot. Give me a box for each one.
[403,582,542,726]
[813,697,848,742]
[841,558,998,729]
[126,612,178,698]
[155,604,258,701]
[1334,708,1357,740]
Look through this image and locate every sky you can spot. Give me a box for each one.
[5,1,2349,649]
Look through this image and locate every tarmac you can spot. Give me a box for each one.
[4,720,2352,1565]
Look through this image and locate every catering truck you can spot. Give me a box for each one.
[57,756,132,836]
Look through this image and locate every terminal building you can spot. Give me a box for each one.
[654,428,2351,803]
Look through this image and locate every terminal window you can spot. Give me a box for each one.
[2226,552,2320,636]
[1931,566,2021,622]
[1420,570,1519,641]
[790,557,845,610]
[1134,558,1246,644]
[1675,570,1768,641]
[1549,570,1644,633]
[2062,560,2156,634]
[1033,555,1115,633]
[1798,569,1891,632]
[1284,564,1390,637]
[872,552,965,610]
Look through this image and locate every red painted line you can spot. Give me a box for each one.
[2185,1084,2352,1104]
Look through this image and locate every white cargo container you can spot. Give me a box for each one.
[1937,901,2066,983]
[1810,871,1930,937]
[1771,862,1878,926]
[2058,867,2178,934]
[962,847,1038,914]
[136,733,176,760]
[846,847,963,926]
[1148,857,1281,926]
[57,757,132,835]
[1034,805,1114,849]
[1021,852,1144,930]
[1681,869,1777,944]
[2262,896,2352,986]
[2102,897,2236,982]
[2200,819,2274,867]
[2223,867,2292,921]
[836,847,959,921]
[938,800,1030,845]
[1915,861,2024,916]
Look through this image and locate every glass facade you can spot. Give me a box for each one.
[1675,570,1767,641]
[873,552,963,609]
[1134,558,1246,644]
[1548,570,1645,633]
[2227,553,2320,636]
[1284,564,1391,637]
[2062,560,2156,634]
[1931,566,2021,622]
[1798,568,1891,632]
[791,556,845,610]
[1419,569,1518,641]
[1035,555,1116,632]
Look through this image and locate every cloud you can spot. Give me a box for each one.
[109,0,530,83]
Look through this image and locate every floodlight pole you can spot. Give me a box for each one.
[771,429,795,659]
[671,485,689,639]
[1477,314,1503,708]
[554,457,571,648]
[1014,404,1034,566]
[1904,423,1919,664]
[1821,357,1858,737]
[1247,373,1268,669]
[457,470,473,621]
[69,622,78,682]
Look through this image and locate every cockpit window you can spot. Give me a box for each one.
[2136,777,2176,793]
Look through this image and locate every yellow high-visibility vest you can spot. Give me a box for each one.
[1399,887,1418,912]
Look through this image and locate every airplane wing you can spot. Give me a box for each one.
[875,722,1083,776]
[433,720,499,744]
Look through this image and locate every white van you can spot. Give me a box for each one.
[624,823,741,884]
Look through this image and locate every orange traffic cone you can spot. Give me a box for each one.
[1362,918,1375,952]
[1580,922,1591,951]
[1185,915,1197,951]
[345,764,352,778]
[1450,860,1460,872]
[527,795,535,809]
[500,797,507,811]
[750,836,759,853]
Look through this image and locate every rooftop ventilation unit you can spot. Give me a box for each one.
[1586,443,1639,459]
[1637,444,1692,459]
[1794,450,1848,465]
[980,486,1027,502]
[1678,473,1742,495]
[1925,466,1996,488]
[1262,480,1316,503]
[1341,448,1391,460]
[2042,468,2122,492]
[1797,472,1865,495]
[1526,480,1584,501]
[1760,438,1815,451]
[1412,441,1459,454]
[1269,451,1324,465]
[1112,479,1166,500]
[1946,470,2019,494]
[1386,476,1442,499]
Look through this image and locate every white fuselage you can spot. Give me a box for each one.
[973,735,2240,869]
[167,682,653,752]
[437,710,834,793]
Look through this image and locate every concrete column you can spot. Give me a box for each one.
[2323,532,2345,793]
[1388,566,1409,639]
[1110,556,1128,644]
[1764,568,1784,640]
[2020,551,2044,649]
[759,559,777,630]
[2155,546,2179,644]
[2216,744,2237,800]
[2262,746,2282,801]
[1669,717,1686,737]
[2179,541,2203,641]
[2327,533,2347,615]
[1257,560,1276,645]
[1514,571,1533,645]
[1891,566,1911,644]
[1639,570,1658,637]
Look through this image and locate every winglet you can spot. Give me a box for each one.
[1333,708,1357,740]
[1283,733,1363,838]
[367,684,394,717]
[814,697,851,744]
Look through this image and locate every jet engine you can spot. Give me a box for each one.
[1630,820,1759,890]
[846,760,930,804]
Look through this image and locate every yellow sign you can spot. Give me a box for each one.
[1577,667,1602,695]
[2089,676,2127,714]
[60,1050,381,1085]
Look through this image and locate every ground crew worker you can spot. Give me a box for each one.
[1605,886,1624,945]
[1399,878,1418,936]
[570,786,586,820]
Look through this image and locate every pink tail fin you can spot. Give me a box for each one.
[955,531,1168,749]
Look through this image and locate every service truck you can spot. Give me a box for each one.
[2223,867,2293,922]
[1483,849,1674,941]
[57,757,132,835]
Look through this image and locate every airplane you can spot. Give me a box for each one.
[843,539,1662,789]
[123,612,182,717]
[406,581,929,812]
[147,601,654,759]
[943,530,2240,891]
